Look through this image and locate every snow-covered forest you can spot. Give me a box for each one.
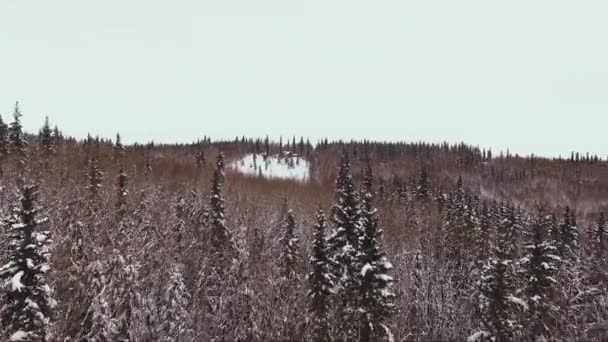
[1,102,608,342]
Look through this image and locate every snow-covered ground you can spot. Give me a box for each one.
[231,153,310,182]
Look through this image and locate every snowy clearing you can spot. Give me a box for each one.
[231,153,310,182]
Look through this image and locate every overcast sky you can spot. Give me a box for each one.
[1,0,606,157]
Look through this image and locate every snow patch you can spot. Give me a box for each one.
[507,294,528,310]
[231,153,310,182]
[361,263,373,277]
[10,271,25,292]
[10,331,31,341]
[467,330,490,342]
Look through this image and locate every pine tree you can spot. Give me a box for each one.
[521,210,560,341]
[358,164,396,341]
[504,204,523,260]
[279,209,299,280]
[328,153,362,281]
[39,116,54,155]
[209,152,234,257]
[9,102,28,167]
[308,209,333,342]
[414,168,430,200]
[327,152,363,339]
[444,179,471,268]
[114,133,125,161]
[557,207,579,259]
[477,202,491,264]
[0,184,54,341]
[478,203,519,342]
[86,158,103,199]
[52,125,61,145]
[594,212,606,260]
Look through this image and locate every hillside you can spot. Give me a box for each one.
[0,110,606,341]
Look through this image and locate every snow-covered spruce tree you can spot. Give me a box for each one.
[209,152,235,258]
[548,214,560,254]
[414,168,430,200]
[86,158,103,199]
[51,125,61,145]
[443,178,468,268]
[113,133,125,161]
[464,194,482,262]
[358,164,395,342]
[39,116,54,156]
[308,209,334,342]
[0,184,54,342]
[327,152,363,339]
[521,209,560,341]
[500,204,523,261]
[557,207,578,259]
[477,202,491,265]
[477,203,520,342]
[116,166,128,218]
[8,102,28,167]
[594,212,606,260]
[279,209,300,280]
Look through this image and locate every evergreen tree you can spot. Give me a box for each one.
[9,102,28,166]
[443,178,470,268]
[308,209,333,342]
[327,152,363,339]
[504,204,523,260]
[328,153,362,281]
[209,153,234,257]
[114,133,125,160]
[0,184,54,341]
[39,116,54,155]
[52,125,61,144]
[358,164,396,341]
[477,202,491,264]
[594,212,606,260]
[478,203,519,342]
[279,209,300,280]
[521,210,560,341]
[86,158,104,199]
[414,168,430,200]
[557,207,579,258]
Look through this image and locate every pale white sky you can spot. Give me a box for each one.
[1,0,606,157]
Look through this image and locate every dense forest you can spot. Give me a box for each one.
[0,102,607,341]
